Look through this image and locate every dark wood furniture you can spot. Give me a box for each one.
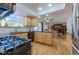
[28,32,34,42]
[7,41,31,55]
[51,23,67,35]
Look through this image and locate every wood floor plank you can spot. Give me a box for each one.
[32,33,72,55]
[32,40,72,55]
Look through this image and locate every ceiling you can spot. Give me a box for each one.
[14,3,72,24]
[15,3,65,16]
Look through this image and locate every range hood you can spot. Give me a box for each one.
[0,3,16,19]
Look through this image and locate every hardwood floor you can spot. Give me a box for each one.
[32,38,72,55]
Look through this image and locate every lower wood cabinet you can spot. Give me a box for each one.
[15,32,28,39]
[34,32,53,45]
[14,32,34,41]
[20,33,28,39]
[44,33,53,45]
[28,32,34,41]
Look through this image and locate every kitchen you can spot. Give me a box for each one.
[0,3,78,55]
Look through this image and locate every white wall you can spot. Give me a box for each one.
[67,15,73,34]
[66,4,73,34]
[16,28,29,32]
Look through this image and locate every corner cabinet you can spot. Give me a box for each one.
[0,3,16,19]
[25,16,38,27]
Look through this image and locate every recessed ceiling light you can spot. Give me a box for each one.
[46,14,49,16]
[38,7,42,10]
[48,4,52,7]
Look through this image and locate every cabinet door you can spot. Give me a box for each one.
[32,18,37,26]
[27,17,32,26]
[25,16,38,27]
[20,33,28,39]
[38,33,44,43]
[15,33,21,37]
[37,33,42,42]
[34,32,52,45]
[25,16,32,26]
[44,33,52,45]
[34,32,39,42]
[34,32,42,43]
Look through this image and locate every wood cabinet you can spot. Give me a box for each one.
[15,32,34,41]
[32,18,38,26]
[25,16,38,27]
[15,32,28,39]
[28,32,34,41]
[25,16,32,26]
[0,3,16,11]
[45,33,52,45]
[34,32,53,45]
[20,33,28,39]
[0,3,16,19]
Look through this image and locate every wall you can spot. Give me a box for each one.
[0,28,15,33]
[66,4,73,34]
[67,15,73,34]
[0,27,30,37]
[0,28,15,37]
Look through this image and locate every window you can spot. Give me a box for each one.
[0,13,25,27]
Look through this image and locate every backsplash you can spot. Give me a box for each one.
[0,28,29,34]
[0,28,15,33]
[0,33,10,37]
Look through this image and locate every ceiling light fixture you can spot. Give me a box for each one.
[46,19,49,22]
[38,7,42,11]
[46,18,49,22]
[48,4,52,7]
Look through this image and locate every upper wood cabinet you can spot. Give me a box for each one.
[25,16,38,27]
[0,3,16,19]
[0,3,16,12]
[25,16,32,26]
[32,17,38,26]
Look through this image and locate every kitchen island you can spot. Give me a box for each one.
[34,32,57,46]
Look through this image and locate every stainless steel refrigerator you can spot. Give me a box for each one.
[72,3,79,55]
